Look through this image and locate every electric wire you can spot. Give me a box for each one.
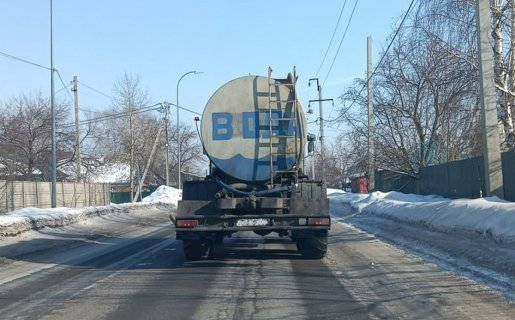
[56,81,71,94]
[315,0,348,78]
[322,0,360,87]
[1,50,74,103]
[61,100,201,128]
[0,50,51,70]
[78,81,113,99]
[60,102,163,128]
[325,0,417,125]
[55,70,74,102]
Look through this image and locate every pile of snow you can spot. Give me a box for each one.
[142,186,182,207]
[0,185,181,238]
[329,190,515,243]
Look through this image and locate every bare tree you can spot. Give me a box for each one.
[93,73,206,189]
[337,0,482,174]
[0,93,73,180]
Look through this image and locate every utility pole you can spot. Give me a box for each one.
[308,78,324,181]
[312,151,315,180]
[308,79,333,183]
[129,100,135,202]
[72,76,81,182]
[319,86,325,182]
[476,0,504,198]
[367,36,375,192]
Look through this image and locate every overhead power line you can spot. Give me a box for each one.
[326,0,417,124]
[78,81,113,99]
[1,50,73,103]
[55,70,73,102]
[322,0,360,87]
[60,103,164,128]
[60,101,202,128]
[315,0,348,78]
[0,50,51,70]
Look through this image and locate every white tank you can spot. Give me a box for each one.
[201,75,306,182]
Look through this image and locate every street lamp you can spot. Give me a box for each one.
[50,0,57,207]
[163,101,170,186]
[176,70,202,189]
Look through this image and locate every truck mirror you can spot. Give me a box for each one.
[308,140,314,154]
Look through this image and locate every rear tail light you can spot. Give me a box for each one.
[307,218,330,226]
[176,219,198,228]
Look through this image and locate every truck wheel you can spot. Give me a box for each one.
[296,235,328,259]
[182,240,212,261]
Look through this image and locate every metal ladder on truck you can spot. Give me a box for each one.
[267,66,299,186]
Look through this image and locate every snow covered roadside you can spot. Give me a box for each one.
[327,189,515,243]
[0,185,181,238]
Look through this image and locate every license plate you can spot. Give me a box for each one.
[235,218,269,227]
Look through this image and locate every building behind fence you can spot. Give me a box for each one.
[0,180,111,214]
[374,148,515,202]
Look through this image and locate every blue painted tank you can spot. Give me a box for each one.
[201,75,306,182]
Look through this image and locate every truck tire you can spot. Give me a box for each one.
[296,235,328,259]
[182,240,211,261]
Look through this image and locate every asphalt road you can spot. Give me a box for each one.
[0,207,513,320]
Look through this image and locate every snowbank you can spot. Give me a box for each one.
[142,186,181,207]
[0,185,181,238]
[330,191,515,243]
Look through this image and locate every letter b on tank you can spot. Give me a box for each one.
[212,112,233,140]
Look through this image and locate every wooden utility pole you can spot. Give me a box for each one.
[72,76,81,181]
[476,0,504,198]
[367,36,375,192]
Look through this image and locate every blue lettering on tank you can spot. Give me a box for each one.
[212,112,233,140]
[242,112,259,138]
[213,111,297,141]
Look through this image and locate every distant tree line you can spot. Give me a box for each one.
[333,0,515,178]
[0,72,205,187]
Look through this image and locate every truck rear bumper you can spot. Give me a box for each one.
[173,214,330,232]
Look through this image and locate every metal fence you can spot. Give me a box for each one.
[0,180,111,214]
[374,148,515,201]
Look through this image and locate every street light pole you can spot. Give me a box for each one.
[50,0,57,207]
[163,101,170,186]
[176,71,202,189]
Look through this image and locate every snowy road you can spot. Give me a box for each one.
[0,204,513,319]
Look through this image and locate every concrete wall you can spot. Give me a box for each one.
[0,181,110,214]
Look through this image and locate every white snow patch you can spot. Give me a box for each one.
[141,186,182,207]
[327,188,346,195]
[0,184,181,237]
[330,191,515,243]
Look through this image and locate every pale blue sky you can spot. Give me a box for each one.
[0,0,412,139]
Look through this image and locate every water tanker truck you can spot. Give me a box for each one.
[173,67,330,260]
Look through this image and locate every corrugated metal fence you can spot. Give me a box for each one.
[375,148,515,201]
[0,180,111,214]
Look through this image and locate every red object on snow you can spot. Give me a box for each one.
[351,176,369,193]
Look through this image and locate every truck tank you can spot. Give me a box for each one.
[201,75,306,182]
[174,67,330,261]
